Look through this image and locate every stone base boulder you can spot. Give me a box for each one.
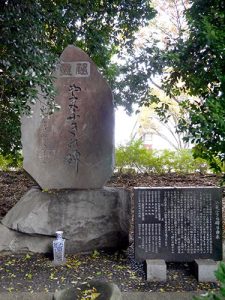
[1,187,130,254]
[0,224,53,253]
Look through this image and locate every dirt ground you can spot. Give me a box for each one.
[0,170,223,218]
[0,171,224,293]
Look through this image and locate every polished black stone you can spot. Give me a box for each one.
[134,187,222,262]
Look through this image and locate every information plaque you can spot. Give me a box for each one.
[134,187,222,262]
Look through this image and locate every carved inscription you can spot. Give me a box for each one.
[134,187,222,262]
[39,118,56,163]
[58,62,90,77]
[76,62,89,76]
[39,118,48,162]
[60,63,72,76]
[64,84,81,172]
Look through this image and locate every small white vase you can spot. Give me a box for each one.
[53,230,66,264]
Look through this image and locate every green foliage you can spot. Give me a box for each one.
[169,0,225,176]
[172,149,209,174]
[115,0,225,178]
[116,140,157,173]
[0,0,156,156]
[1,1,57,155]
[115,140,209,174]
[92,250,100,259]
[0,153,22,170]
[193,261,225,300]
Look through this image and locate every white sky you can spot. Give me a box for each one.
[115,107,137,146]
[114,1,187,147]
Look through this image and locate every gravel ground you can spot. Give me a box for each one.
[0,249,220,293]
[0,171,224,293]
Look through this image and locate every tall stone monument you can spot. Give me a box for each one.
[22,45,114,189]
[0,46,130,254]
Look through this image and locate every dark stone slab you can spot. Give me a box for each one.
[134,187,222,262]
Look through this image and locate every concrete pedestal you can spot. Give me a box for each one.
[194,259,218,282]
[145,259,167,281]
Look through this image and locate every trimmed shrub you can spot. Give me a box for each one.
[115,140,210,174]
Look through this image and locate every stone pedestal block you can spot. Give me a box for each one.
[145,259,167,281]
[1,187,130,254]
[194,259,218,282]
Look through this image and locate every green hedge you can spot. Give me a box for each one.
[115,140,209,174]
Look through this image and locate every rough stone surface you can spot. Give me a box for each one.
[21,45,114,189]
[146,259,167,282]
[194,259,218,282]
[53,281,122,300]
[0,293,53,300]
[122,292,205,300]
[2,187,130,253]
[0,293,207,300]
[0,224,53,253]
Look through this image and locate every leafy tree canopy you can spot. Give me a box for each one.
[115,0,225,176]
[0,0,156,155]
[136,90,190,150]
[172,0,225,174]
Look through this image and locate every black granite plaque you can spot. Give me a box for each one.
[134,187,222,262]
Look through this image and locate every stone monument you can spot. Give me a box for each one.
[134,187,222,282]
[22,45,114,189]
[0,45,130,254]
